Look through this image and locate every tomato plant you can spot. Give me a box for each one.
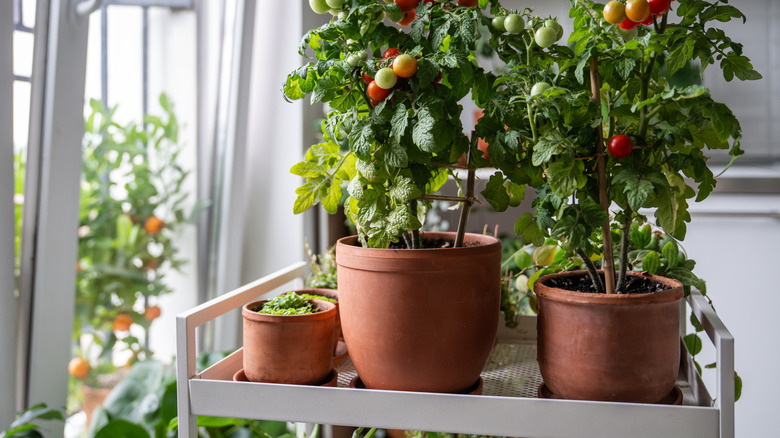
[366,80,391,101]
[398,10,416,26]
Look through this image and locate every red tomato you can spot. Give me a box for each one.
[640,14,653,25]
[457,0,478,6]
[395,0,419,13]
[619,17,640,30]
[431,71,442,87]
[648,0,671,15]
[398,10,416,26]
[367,81,391,101]
[362,72,373,84]
[608,134,633,159]
[383,48,402,60]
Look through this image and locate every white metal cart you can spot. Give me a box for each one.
[176,261,734,438]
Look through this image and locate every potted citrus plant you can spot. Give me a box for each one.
[283,0,525,393]
[482,0,758,402]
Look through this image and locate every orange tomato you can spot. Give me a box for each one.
[625,0,651,23]
[113,313,134,332]
[603,1,627,24]
[395,0,419,13]
[392,54,418,78]
[68,357,90,379]
[144,215,165,235]
[144,305,162,321]
[398,10,416,26]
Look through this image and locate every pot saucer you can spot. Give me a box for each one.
[537,382,683,405]
[349,376,483,395]
[233,369,338,387]
[333,340,348,366]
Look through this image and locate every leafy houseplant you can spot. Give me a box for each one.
[71,95,195,405]
[284,0,519,393]
[480,0,758,402]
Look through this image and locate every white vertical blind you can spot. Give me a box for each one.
[1,0,18,428]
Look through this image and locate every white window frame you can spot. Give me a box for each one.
[15,0,91,425]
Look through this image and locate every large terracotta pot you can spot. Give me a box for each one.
[242,297,336,384]
[535,270,684,403]
[336,232,501,393]
[81,385,111,426]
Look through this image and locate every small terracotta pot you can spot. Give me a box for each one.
[336,232,501,393]
[242,298,336,384]
[535,270,683,403]
[286,289,342,353]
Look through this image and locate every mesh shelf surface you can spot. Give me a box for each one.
[335,341,542,398]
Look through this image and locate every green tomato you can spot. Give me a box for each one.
[358,50,368,61]
[309,0,330,14]
[544,19,564,41]
[325,0,344,8]
[337,11,347,20]
[514,274,530,294]
[534,26,557,48]
[617,26,638,41]
[375,67,398,89]
[346,55,360,68]
[492,16,506,32]
[530,81,551,96]
[504,14,525,34]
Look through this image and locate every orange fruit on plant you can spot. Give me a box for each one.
[144,305,162,321]
[625,0,651,23]
[144,215,165,235]
[398,10,416,26]
[603,1,627,24]
[395,0,419,13]
[457,0,478,6]
[392,54,418,78]
[113,313,134,332]
[68,357,90,379]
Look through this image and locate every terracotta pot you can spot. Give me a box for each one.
[535,270,683,403]
[286,289,342,353]
[336,232,501,393]
[81,385,111,426]
[242,298,336,384]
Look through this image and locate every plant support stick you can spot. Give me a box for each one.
[589,57,616,294]
[455,131,478,248]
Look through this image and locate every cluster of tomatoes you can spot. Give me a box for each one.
[362,48,420,105]
[603,0,672,30]
[492,14,564,49]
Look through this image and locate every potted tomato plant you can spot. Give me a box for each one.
[481,0,759,402]
[283,0,526,393]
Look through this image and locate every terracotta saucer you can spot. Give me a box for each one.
[537,383,683,405]
[333,340,349,366]
[349,376,483,395]
[233,369,338,387]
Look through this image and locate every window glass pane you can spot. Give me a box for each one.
[12,80,30,149]
[21,0,36,30]
[12,30,33,77]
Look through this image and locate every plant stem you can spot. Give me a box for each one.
[454,131,477,248]
[576,248,604,293]
[589,56,616,294]
[615,213,631,293]
[410,200,420,248]
[402,232,413,249]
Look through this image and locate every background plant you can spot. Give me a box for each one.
[72,94,196,390]
[0,404,64,438]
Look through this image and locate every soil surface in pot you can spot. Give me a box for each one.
[379,236,480,249]
[544,273,672,294]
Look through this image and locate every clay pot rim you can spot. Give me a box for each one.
[242,298,337,322]
[283,288,339,302]
[535,270,683,305]
[336,232,501,258]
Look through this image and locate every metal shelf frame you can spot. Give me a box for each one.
[176,262,734,438]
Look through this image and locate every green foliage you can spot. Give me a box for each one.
[305,242,338,289]
[259,294,317,315]
[75,94,198,384]
[89,358,290,438]
[286,0,510,248]
[1,404,64,438]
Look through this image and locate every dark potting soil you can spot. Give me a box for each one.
[544,273,672,294]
